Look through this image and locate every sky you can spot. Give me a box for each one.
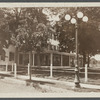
[42,8,61,26]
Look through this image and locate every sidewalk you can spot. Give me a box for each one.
[0,71,100,90]
[16,75,100,90]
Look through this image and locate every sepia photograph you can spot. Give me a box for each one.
[0,3,100,97]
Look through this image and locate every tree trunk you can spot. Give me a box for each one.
[83,51,86,67]
[15,47,18,64]
[29,51,32,80]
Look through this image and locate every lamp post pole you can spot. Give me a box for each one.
[74,22,80,88]
[65,11,88,88]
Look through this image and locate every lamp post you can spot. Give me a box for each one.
[65,12,88,88]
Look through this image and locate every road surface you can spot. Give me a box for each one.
[0,77,99,98]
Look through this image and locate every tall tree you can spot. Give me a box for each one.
[52,7,100,67]
[1,7,54,80]
[0,9,11,60]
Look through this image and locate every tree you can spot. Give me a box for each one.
[0,8,24,64]
[55,21,75,53]
[78,22,100,67]
[1,7,54,80]
[0,9,11,60]
[52,7,100,67]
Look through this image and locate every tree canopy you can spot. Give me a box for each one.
[50,7,100,66]
[0,8,52,53]
[0,7,100,67]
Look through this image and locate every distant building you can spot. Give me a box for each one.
[0,45,15,65]
[90,58,98,67]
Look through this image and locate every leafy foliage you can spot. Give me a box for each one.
[51,7,100,66]
[56,21,75,53]
[0,9,11,57]
[1,8,51,53]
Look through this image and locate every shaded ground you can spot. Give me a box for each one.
[30,69,100,86]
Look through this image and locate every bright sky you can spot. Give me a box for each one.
[42,8,60,26]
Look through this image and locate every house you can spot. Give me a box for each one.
[0,45,15,71]
[0,28,83,71]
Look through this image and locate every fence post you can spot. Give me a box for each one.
[50,64,53,78]
[85,64,88,82]
[6,63,8,72]
[28,63,30,76]
[12,63,13,72]
[50,53,53,78]
[14,63,17,78]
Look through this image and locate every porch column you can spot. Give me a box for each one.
[6,63,8,72]
[12,63,13,72]
[18,53,19,66]
[33,53,35,67]
[28,63,30,76]
[50,53,53,78]
[61,55,63,67]
[69,55,70,67]
[81,57,83,67]
[23,53,25,66]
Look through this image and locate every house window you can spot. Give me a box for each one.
[70,56,75,67]
[34,54,38,66]
[9,52,14,61]
[53,54,61,66]
[40,53,50,66]
[62,55,69,66]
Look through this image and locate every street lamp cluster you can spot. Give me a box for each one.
[65,12,88,88]
[65,12,88,23]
